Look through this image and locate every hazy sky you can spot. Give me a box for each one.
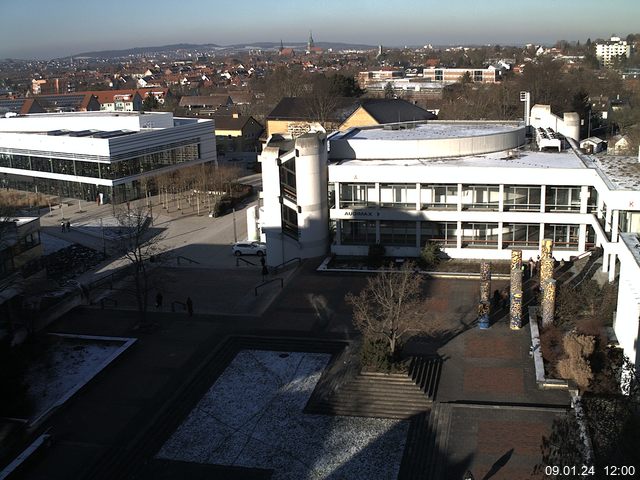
[1,0,638,59]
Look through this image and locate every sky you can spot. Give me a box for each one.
[0,0,639,59]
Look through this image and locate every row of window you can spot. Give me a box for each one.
[0,143,200,180]
[338,183,595,212]
[338,220,589,249]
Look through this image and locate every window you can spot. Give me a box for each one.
[461,222,499,247]
[328,183,336,209]
[504,186,541,211]
[279,158,296,202]
[421,184,457,209]
[420,221,457,247]
[52,158,75,175]
[75,160,100,178]
[281,205,298,239]
[473,70,483,82]
[30,157,51,172]
[379,221,416,246]
[461,185,499,210]
[435,70,443,81]
[339,220,376,244]
[545,186,581,212]
[340,183,375,207]
[503,223,540,247]
[379,184,416,209]
[544,224,580,249]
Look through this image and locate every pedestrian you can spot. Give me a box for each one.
[492,289,501,309]
[155,292,163,309]
[61,221,65,232]
[186,296,193,317]
[529,257,536,277]
[500,289,509,310]
[65,220,70,232]
[260,256,266,267]
[261,264,269,280]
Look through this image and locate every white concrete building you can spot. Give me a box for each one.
[0,111,216,203]
[259,119,640,365]
[530,104,580,141]
[596,36,632,67]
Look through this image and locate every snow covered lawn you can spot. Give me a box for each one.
[25,334,136,425]
[157,350,408,480]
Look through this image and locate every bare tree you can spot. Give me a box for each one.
[345,262,444,357]
[114,204,164,326]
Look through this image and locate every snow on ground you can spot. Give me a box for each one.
[25,336,123,421]
[157,350,408,480]
[40,232,72,255]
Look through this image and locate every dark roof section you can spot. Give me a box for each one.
[212,115,262,131]
[179,95,233,108]
[358,98,437,123]
[0,98,46,115]
[266,97,360,122]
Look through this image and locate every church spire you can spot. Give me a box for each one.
[307,30,314,53]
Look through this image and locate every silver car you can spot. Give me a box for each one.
[232,242,266,256]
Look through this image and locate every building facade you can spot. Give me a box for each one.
[259,119,640,367]
[0,112,216,203]
[596,36,632,67]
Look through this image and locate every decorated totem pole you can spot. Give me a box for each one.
[478,262,491,329]
[510,249,523,329]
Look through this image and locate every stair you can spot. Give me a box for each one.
[306,371,433,419]
[408,355,442,399]
[398,403,452,480]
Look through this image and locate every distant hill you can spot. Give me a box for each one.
[71,41,377,59]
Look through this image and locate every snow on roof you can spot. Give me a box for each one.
[592,155,640,191]
[334,121,522,141]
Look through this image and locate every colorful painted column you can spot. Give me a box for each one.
[541,278,556,327]
[510,249,523,329]
[480,262,491,304]
[541,238,553,260]
[540,257,554,289]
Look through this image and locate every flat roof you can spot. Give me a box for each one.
[332,148,586,170]
[332,121,523,141]
[592,155,640,191]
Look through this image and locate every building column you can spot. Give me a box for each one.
[416,221,421,248]
[612,210,620,242]
[456,220,462,249]
[580,185,589,214]
[605,205,612,233]
[539,222,545,251]
[498,184,504,212]
[608,254,617,283]
[457,183,463,212]
[597,197,604,220]
[415,182,421,211]
[334,182,340,209]
[335,220,342,246]
[375,220,381,244]
[374,182,380,208]
[498,221,504,250]
[578,224,587,252]
[540,185,546,213]
[510,249,523,329]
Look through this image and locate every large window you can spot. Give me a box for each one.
[504,186,541,211]
[279,158,296,202]
[379,221,416,246]
[461,222,499,247]
[420,221,457,247]
[461,185,500,210]
[281,205,298,239]
[379,183,416,209]
[544,224,580,249]
[75,160,100,178]
[420,184,457,209]
[340,183,375,207]
[545,186,581,212]
[503,223,540,248]
[31,157,51,173]
[339,220,376,244]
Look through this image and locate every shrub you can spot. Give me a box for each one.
[360,336,404,373]
[419,241,443,270]
[556,332,595,390]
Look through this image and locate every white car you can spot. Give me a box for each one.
[232,242,266,256]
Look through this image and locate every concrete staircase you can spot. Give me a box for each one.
[398,403,452,480]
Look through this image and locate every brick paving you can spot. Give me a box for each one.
[464,366,525,395]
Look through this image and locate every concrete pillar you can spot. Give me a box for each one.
[541,278,556,328]
[510,249,523,329]
[456,220,462,249]
[602,248,609,273]
[540,257,554,287]
[497,221,504,250]
[246,205,258,241]
[612,210,620,242]
[541,238,553,259]
[609,254,617,283]
[457,183,463,212]
[580,186,589,214]
[540,185,546,213]
[498,184,504,212]
[605,205,612,233]
[578,224,587,252]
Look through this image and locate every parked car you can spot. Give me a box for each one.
[232,242,266,256]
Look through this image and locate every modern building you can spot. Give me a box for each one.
[0,111,216,203]
[258,117,640,367]
[596,36,631,67]
[213,113,263,167]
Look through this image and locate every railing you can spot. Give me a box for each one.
[236,257,256,267]
[176,255,200,265]
[255,277,283,296]
[88,271,118,290]
[271,257,301,274]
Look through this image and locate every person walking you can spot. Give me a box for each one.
[261,264,269,281]
[528,258,536,278]
[61,221,66,233]
[155,292,163,309]
[186,296,193,317]
[65,220,70,232]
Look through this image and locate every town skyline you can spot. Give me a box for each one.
[1,0,639,60]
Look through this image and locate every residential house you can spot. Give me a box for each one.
[579,136,606,154]
[611,134,631,155]
[338,98,437,131]
[32,93,100,112]
[213,113,264,167]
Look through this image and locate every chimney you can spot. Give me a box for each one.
[232,112,239,119]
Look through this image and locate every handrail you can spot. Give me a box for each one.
[236,257,256,267]
[271,257,301,274]
[255,277,283,296]
[177,255,200,265]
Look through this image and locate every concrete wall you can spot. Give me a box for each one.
[615,234,640,371]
